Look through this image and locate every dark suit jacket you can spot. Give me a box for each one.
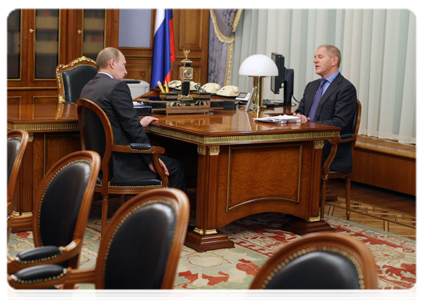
[296,73,357,173]
[80,73,157,185]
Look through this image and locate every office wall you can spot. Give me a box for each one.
[119,9,210,86]
[231,9,416,144]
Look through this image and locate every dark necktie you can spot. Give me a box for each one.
[308,79,327,121]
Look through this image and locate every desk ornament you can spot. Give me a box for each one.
[140,49,223,115]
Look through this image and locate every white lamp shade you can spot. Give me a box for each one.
[239,54,278,76]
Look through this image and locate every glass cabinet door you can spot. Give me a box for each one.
[83,10,105,60]
[7,9,21,80]
[34,9,60,79]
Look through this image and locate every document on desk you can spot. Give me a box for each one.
[253,114,301,124]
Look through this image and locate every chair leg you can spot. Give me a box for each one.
[120,194,126,206]
[320,177,328,221]
[345,175,352,220]
[63,255,80,289]
[102,195,109,235]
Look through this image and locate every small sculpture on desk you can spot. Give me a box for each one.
[179,49,194,99]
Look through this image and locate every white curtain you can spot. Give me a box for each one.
[231,9,416,144]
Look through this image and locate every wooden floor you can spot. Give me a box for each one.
[327,179,416,215]
[325,179,416,240]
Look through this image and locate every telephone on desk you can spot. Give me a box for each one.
[168,80,200,91]
[201,83,220,94]
[216,85,239,97]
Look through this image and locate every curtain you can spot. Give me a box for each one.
[231,9,416,144]
[208,9,243,87]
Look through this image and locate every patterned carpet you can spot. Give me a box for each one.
[7,198,416,290]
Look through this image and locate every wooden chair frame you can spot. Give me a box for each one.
[8,188,190,290]
[56,56,96,103]
[7,130,29,216]
[77,98,169,235]
[7,151,101,288]
[250,231,378,289]
[5,130,29,247]
[320,99,362,220]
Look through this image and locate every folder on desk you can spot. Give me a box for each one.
[253,114,300,124]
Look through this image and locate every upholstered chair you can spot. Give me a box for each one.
[8,188,190,290]
[77,98,169,235]
[8,151,101,289]
[250,231,378,289]
[56,56,97,104]
[321,99,362,220]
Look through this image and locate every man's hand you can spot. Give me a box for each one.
[148,158,169,176]
[140,116,159,127]
[293,113,310,123]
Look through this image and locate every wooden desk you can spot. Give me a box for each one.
[145,106,340,251]
[7,103,81,212]
[8,103,340,252]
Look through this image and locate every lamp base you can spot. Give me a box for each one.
[253,76,266,113]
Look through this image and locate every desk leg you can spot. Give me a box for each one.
[184,146,234,251]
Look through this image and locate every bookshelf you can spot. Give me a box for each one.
[5,8,22,80]
[34,10,59,79]
[83,10,106,60]
[7,9,118,105]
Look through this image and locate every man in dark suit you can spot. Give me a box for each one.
[80,47,185,191]
[294,45,357,173]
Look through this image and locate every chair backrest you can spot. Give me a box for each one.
[32,151,100,248]
[7,130,29,215]
[94,188,189,289]
[77,98,114,181]
[350,99,362,151]
[250,232,378,289]
[56,57,97,104]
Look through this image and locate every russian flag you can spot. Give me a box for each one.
[150,9,175,88]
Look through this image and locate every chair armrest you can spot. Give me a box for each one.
[111,144,165,155]
[110,144,169,187]
[321,133,357,177]
[129,143,152,151]
[16,246,63,264]
[9,264,67,285]
[321,138,339,178]
[337,133,356,144]
[8,265,96,289]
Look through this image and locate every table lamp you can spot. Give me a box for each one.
[239,54,278,113]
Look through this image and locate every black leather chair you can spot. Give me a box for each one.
[250,231,378,289]
[56,56,97,104]
[321,99,362,220]
[8,188,190,290]
[8,151,101,289]
[77,98,169,235]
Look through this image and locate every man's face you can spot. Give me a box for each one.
[313,47,337,78]
[111,52,127,81]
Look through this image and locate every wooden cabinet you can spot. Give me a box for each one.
[7,9,118,105]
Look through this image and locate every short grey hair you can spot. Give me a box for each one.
[96,47,121,71]
[318,44,341,68]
